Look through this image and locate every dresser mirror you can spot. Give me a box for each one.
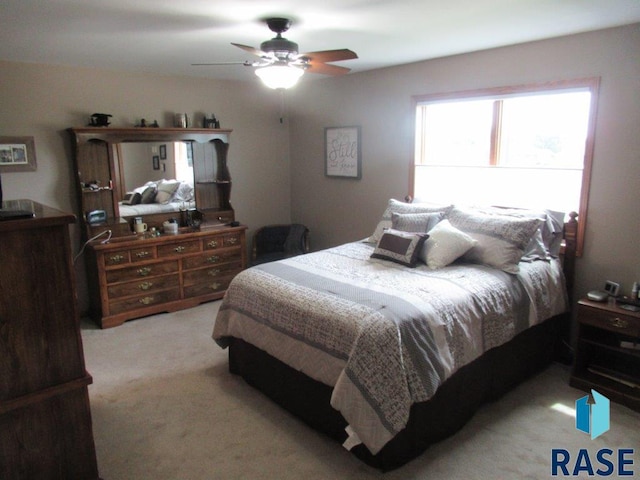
[117,141,195,218]
[69,127,235,238]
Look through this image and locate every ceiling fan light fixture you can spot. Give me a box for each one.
[255,64,304,89]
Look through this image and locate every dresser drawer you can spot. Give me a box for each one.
[108,288,181,315]
[157,239,201,257]
[129,246,157,263]
[182,250,241,270]
[105,260,179,284]
[578,304,639,336]
[103,249,131,266]
[183,276,233,298]
[107,274,179,299]
[182,263,241,286]
[203,232,242,250]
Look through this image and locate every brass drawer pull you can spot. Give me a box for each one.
[609,317,628,329]
[109,254,125,263]
[137,267,152,277]
[139,296,154,305]
[209,282,221,291]
[174,246,186,253]
[138,281,153,291]
[207,255,220,263]
[226,237,238,245]
[136,251,151,258]
[208,269,221,277]
[207,240,219,248]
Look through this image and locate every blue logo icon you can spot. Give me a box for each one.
[575,389,610,440]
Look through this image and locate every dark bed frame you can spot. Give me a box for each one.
[225,213,578,471]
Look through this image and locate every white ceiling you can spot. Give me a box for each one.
[1,0,639,85]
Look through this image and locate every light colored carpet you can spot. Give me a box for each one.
[81,301,639,479]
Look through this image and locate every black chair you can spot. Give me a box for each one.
[251,224,310,265]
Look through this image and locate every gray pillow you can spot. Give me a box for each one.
[391,212,444,234]
[448,208,541,274]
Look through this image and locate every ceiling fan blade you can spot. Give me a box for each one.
[191,61,253,66]
[298,49,358,63]
[305,62,351,76]
[231,42,266,58]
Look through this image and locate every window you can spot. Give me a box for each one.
[412,78,599,256]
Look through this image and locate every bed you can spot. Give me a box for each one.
[212,199,577,470]
[118,179,195,217]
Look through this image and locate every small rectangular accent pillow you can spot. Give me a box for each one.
[448,207,541,273]
[371,229,429,267]
[368,198,452,244]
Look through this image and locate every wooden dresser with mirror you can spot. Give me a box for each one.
[69,127,247,328]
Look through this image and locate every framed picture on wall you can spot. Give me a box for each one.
[0,136,37,172]
[325,126,361,179]
[159,144,167,160]
[152,155,160,170]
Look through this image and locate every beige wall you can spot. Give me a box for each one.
[0,61,292,312]
[1,23,639,314]
[289,23,640,301]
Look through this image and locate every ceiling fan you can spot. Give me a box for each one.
[193,18,358,89]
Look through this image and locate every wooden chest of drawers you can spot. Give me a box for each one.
[0,201,99,479]
[87,226,246,328]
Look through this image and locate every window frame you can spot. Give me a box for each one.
[410,77,600,257]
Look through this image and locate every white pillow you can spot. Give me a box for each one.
[420,220,477,269]
[154,180,181,204]
[368,199,452,244]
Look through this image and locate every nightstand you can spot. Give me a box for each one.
[570,299,640,411]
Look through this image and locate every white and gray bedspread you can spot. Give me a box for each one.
[212,241,567,454]
[118,200,195,217]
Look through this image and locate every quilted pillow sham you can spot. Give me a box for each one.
[368,198,452,244]
[391,212,444,234]
[470,206,565,261]
[371,229,429,268]
[448,207,541,273]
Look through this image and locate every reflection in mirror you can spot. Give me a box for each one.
[118,142,196,218]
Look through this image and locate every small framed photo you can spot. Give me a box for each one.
[0,136,37,172]
[325,126,361,179]
[604,281,620,297]
[152,155,160,170]
[159,144,167,160]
